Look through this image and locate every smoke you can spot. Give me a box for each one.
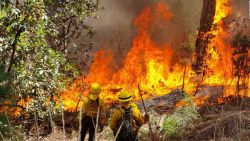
[232,0,249,18]
[87,0,203,69]
[85,0,249,70]
[89,0,152,51]
[91,0,202,49]
[230,0,250,35]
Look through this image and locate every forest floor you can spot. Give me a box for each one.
[23,95,250,141]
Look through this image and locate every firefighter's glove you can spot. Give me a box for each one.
[144,114,150,123]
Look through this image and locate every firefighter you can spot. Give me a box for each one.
[110,90,149,141]
[80,83,106,141]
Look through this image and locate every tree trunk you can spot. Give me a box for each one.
[193,0,216,74]
[7,27,25,74]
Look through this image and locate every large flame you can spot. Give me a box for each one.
[3,0,249,117]
[58,1,249,111]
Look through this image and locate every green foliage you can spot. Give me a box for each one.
[0,0,98,119]
[44,0,98,53]
[0,65,10,98]
[0,113,25,140]
[162,95,200,138]
[0,114,10,137]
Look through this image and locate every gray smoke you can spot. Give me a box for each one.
[91,0,202,49]
[232,0,249,18]
[86,0,203,69]
[84,0,249,69]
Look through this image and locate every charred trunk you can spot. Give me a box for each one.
[193,0,216,74]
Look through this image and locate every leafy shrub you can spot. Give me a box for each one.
[0,114,10,138]
[162,96,200,138]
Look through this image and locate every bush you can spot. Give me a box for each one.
[0,114,10,138]
[0,113,25,140]
[162,96,200,138]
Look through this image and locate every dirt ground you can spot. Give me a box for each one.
[23,97,250,141]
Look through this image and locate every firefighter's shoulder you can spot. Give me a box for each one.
[110,106,123,129]
[130,102,139,109]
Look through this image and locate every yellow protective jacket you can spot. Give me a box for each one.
[110,102,146,133]
[82,97,107,125]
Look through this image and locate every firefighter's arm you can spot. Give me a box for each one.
[131,103,149,123]
[98,104,106,133]
[99,100,108,126]
[81,98,88,115]
[109,109,121,134]
[132,108,146,126]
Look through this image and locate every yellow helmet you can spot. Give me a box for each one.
[89,83,101,100]
[118,90,132,102]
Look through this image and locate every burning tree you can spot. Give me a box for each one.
[193,0,216,74]
[232,33,250,96]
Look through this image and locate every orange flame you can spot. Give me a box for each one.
[3,1,249,116]
[53,1,249,111]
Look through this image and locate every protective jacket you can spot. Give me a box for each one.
[80,97,107,141]
[110,102,146,140]
[82,97,107,125]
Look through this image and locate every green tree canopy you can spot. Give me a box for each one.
[0,0,99,115]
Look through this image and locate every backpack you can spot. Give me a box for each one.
[116,107,138,141]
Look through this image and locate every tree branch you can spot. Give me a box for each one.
[7,26,25,74]
[61,18,73,52]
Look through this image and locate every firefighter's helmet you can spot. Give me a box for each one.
[118,90,132,102]
[89,83,101,100]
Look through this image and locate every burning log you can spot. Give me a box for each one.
[193,0,216,74]
[138,85,225,114]
[137,89,185,114]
